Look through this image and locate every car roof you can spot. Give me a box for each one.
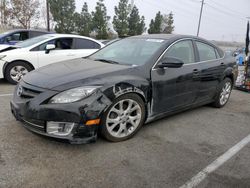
[130,34,206,40]
[30,33,104,47]
[5,29,50,33]
[130,34,219,48]
[43,33,90,38]
[42,33,103,41]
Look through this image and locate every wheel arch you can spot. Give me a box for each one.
[3,60,35,78]
[102,87,149,122]
[223,67,235,85]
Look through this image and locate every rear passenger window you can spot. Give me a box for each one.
[196,41,217,61]
[74,38,100,49]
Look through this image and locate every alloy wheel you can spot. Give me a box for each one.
[106,99,142,138]
[10,66,28,82]
[219,81,232,106]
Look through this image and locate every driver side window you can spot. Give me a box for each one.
[33,38,73,51]
[162,40,195,64]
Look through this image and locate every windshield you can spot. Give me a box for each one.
[90,38,166,66]
[0,31,13,37]
[16,35,54,48]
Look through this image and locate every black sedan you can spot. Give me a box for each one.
[10,34,235,144]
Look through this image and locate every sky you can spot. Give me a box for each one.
[75,0,250,42]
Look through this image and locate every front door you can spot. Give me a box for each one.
[151,39,200,115]
[35,37,77,68]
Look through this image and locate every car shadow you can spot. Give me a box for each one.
[0,78,9,85]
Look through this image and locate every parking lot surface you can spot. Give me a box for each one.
[0,79,250,188]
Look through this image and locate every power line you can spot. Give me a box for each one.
[143,0,198,23]
[209,0,249,18]
[205,3,246,21]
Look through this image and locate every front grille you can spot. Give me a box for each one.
[20,86,41,99]
[17,82,45,99]
[22,118,46,132]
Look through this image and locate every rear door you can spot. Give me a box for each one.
[72,38,101,57]
[151,39,201,115]
[194,41,224,102]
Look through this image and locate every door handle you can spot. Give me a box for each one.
[193,69,199,74]
[220,62,225,66]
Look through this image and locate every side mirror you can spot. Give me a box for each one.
[45,44,56,54]
[157,57,184,68]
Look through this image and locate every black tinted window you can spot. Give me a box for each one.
[196,41,217,61]
[163,40,195,64]
[74,38,100,49]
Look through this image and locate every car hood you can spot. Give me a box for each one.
[0,44,18,52]
[23,58,134,91]
[0,46,25,54]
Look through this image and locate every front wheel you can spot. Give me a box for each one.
[101,93,146,142]
[212,78,232,108]
[4,61,33,84]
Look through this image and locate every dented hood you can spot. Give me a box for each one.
[23,58,132,90]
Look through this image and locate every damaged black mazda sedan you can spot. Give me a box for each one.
[10,34,235,144]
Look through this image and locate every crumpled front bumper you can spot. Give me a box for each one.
[10,81,112,144]
[10,100,98,144]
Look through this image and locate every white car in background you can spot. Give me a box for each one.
[0,34,104,84]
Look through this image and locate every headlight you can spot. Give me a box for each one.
[49,86,101,104]
[0,55,6,60]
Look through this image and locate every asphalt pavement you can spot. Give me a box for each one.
[0,78,250,188]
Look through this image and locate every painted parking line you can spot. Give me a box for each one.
[0,94,13,97]
[180,133,250,188]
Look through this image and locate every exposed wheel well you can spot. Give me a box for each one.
[113,91,148,120]
[224,74,234,85]
[3,60,35,78]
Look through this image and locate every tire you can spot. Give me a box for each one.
[212,78,232,108]
[101,93,146,142]
[4,61,33,84]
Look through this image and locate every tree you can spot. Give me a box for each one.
[154,11,163,33]
[148,11,163,34]
[48,0,75,33]
[113,0,130,37]
[0,0,11,25]
[75,2,92,36]
[9,0,40,29]
[148,19,155,34]
[128,6,145,36]
[162,12,174,34]
[92,0,109,39]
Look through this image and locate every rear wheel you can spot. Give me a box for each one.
[101,93,146,142]
[212,78,232,108]
[5,61,33,84]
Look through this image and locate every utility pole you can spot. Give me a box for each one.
[46,0,50,31]
[197,0,204,37]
